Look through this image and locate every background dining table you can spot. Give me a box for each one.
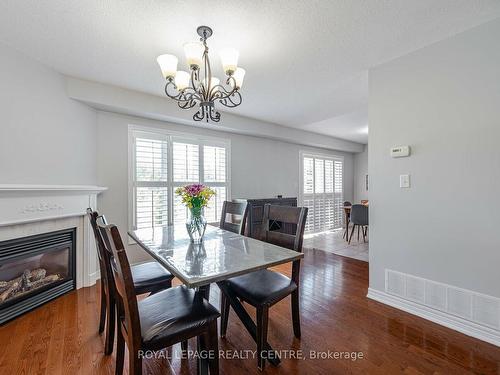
[128,224,303,367]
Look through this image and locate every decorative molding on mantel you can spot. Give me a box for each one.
[0,184,108,194]
[0,184,107,289]
[0,184,108,227]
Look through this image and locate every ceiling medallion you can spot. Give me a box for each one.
[157,26,245,123]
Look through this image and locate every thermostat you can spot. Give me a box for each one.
[390,145,410,158]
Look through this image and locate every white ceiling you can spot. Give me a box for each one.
[1,1,500,144]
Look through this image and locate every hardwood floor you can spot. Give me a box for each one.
[0,248,498,374]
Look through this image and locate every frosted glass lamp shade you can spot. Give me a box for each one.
[157,54,178,79]
[220,48,239,74]
[174,71,190,90]
[183,42,204,68]
[233,68,245,89]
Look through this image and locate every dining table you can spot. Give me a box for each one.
[128,224,304,367]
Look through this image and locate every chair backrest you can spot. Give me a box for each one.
[260,204,308,253]
[343,201,352,207]
[86,208,112,286]
[350,204,368,226]
[219,201,249,235]
[97,221,141,350]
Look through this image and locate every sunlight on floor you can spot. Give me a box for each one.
[303,227,369,262]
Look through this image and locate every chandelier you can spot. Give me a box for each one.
[157,26,245,123]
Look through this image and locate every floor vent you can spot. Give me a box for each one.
[385,269,500,330]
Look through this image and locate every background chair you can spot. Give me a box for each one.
[98,221,220,375]
[219,204,308,370]
[348,204,369,244]
[343,201,352,239]
[86,208,174,355]
[219,201,248,235]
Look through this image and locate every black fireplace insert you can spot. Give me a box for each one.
[0,228,76,324]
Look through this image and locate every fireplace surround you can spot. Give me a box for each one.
[0,184,107,323]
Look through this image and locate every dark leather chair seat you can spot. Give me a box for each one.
[139,286,220,348]
[224,269,297,306]
[131,261,174,294]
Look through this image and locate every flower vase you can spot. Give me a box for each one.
[186,206,207,243]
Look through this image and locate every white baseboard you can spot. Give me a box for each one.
[367,288,500,347]
[86,270,100,288]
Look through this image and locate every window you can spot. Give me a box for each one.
[129,127,230,230]
[300,152,343,233]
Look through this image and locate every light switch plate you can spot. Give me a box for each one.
[400,174,410,188]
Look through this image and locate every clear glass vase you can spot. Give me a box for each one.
[186,207,207,243]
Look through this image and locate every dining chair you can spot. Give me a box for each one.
[97,220,220,375]
[343,201,352,239]
[219,204,308,370]
[348,204,369,244]
[219,201,248,235]
[87,208,175,355]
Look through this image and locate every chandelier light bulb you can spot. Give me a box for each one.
[233,68,246,89]
[157,54,178,79]
[183,42,204,69]
[174,71,190,90]
[219,48,239,75]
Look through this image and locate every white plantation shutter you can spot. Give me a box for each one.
[204,146,226,183]
[130,129,230,230]
[301,153,344,233]
[173,142,199,182]
[203,145,227,223]
[172,141,200,225]
[334,160,344,228]
[133,138,169,229]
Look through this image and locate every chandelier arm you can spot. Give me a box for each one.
[209,84,242,108]
[178,98,197,109]
[165,81,202,104]
[219,91,242,108]
[193,105,205,122]
[226,75,237,90]
[209,106,221,122]
[190,69,198,92]
[203,40,212,102]
[209,84,237,100]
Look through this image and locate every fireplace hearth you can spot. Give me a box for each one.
[0,228,76,324]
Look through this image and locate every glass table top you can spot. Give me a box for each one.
[129,225,303,288]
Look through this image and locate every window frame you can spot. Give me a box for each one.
[128,124,231,232]
[299,150,344,233]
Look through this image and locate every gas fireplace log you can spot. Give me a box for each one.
[26,274,61,290]
[0,268,59,303]
[0,277,23,302]
[29,268,47,282]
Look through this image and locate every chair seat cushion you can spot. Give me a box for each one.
[138,286,220,348]
[225,269,297,306]
[131,261,174,294]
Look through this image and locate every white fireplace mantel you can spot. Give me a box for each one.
[0,184,107,288]
[0,184,107,226]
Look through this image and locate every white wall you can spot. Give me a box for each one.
[0,43,97,184]
[353,145,368,203]
[67,77,364,154]
[96,111,354,263]
[369,19,500,298]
